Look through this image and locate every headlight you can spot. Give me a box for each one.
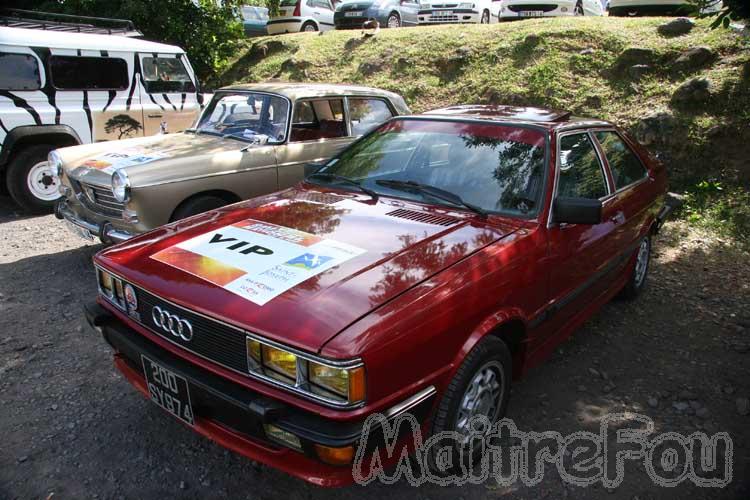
[458,2,474,8]
[111,169,130,203]
[48,150,63,177]
[246,337,366,405]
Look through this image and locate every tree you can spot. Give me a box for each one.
[691,0,750,28]
[5,0,245,83]
[105,114,143,139]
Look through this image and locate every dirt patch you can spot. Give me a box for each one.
[0,196,748,499]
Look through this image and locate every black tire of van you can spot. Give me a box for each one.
[6,144,61,214]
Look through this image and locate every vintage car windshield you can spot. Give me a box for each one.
[312,118,548,217]
[194,92,290,145]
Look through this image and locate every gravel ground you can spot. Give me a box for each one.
[1,194,749,500]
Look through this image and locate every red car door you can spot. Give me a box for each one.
[535,130,620,350]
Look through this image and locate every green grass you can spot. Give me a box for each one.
[216,18,750,243]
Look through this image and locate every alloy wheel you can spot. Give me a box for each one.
[634,238,650,288]
[454,361,504,443]
[387,14,400,28]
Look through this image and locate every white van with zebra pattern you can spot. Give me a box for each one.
[0,26,204,212]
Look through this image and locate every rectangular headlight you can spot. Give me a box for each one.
[261,344,298,381]
[309,362,365,404]
[98,269,114,297]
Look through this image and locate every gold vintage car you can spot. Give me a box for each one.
[53,83,409,243]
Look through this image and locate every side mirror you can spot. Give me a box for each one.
[304,162,325,178]
[552,197,602,225]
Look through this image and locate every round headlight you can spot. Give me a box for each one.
[48,150,63,177]
[111,169,131,203]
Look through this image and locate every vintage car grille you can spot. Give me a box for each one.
[71,180,125,217]
[134,287,249,375]
[507,4,558,12]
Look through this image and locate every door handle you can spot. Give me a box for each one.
[610,213,625,224]
[148,114,163,118]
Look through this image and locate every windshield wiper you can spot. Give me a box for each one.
[375,179,487,217]
[307,172,378,200]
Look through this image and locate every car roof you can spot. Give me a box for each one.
[219,82,402,101]
[422,105,612,129]
[0,26,184,53]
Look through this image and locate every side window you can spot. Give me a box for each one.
[50,56,128,90]
[141,56,195,93]
[557,133,608,200]
[314,0,332,9]
[595,131,647,190]
[0,53,41,90]
[348,98,393,136]
[290,99,346,142]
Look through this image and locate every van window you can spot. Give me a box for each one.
[141,57,196,93]
[0,53,41,91]
[50,56,128,90]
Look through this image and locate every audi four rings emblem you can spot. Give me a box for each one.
[151,306,194,342]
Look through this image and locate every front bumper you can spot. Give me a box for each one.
[334,9,385,29]
[418,9,480,24]
[84,301,436,487]
[266,19,303,34]
[55,199,133,244]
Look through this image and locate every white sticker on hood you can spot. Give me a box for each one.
[77,149,169,174]
[150,219,366,306]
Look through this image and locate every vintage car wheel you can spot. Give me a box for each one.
[171,195,229,221]
[619,235,651,300]
[427,335,511,472]
[6,144,60,214]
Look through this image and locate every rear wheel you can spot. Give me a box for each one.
[386,12,401,28]
[480,9,490,23]
[171,195,229,221]
[301,21,318,32]
[574,1,584,15]
[619,236,651,300]
[6,144,60,214]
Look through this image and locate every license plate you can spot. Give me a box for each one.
[65,220,94,241]
[345,11,362,16]
[142,356,194,426]
[520,10,544,17]
[435,10,453,15]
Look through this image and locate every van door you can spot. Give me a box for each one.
[137,53,200,136]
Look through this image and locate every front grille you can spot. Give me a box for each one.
[336,17,367,28]
[72,180,124,217]
[508,4,558,12]
[426,14,460,22]
[135,288,249,374]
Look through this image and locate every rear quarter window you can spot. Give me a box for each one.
[0,53,42,91]
[595,131,648,190]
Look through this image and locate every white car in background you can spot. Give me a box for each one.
[418,0,499,24]
[499,0,604,19]
[266,0,336,33]
[608,0,722,16]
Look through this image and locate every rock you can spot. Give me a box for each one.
[584,95,602,109]
[17,455,28,463]
[580,48,594,55]
[671,78,712,108]
[689,400,701,410]
[588,367,600,378]
[524,34,541,47]
[696,407,710,419]
[179,481,187,490]
[678,390,697,400]
[673,401,689,412]
[357,60,381,76]
[648,397,659,408]
[614,48,658,73]
[737,398,750,416]
[723,385,736,395]
[634,111,678,146]
[628,64,651,80]
[603,384,615,393]
[658,17,695,37]
[672,47,716,73]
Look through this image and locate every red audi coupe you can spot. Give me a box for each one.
[85,105,671,486]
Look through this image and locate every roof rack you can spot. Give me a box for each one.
[0,9,143,37]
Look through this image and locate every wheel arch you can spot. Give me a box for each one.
[169,189,242,222]
[1,125,81,167]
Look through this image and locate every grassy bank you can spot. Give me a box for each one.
[217,18,750,243]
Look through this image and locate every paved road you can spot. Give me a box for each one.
[1,195,748,499]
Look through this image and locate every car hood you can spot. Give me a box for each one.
[95,186,519,353]
[60,132,264,188]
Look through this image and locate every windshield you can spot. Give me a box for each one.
[311,118,548,217]
[195,92,290,144]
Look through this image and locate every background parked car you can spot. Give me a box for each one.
[334,0,421,29]
[418,0,498,24]
[608,0,722,16]
[53,83,409,244]
[267,0,336,33]
[241,5,269,36]
[0,10,204,213]
[499,0,604,18]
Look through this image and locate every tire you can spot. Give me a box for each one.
[574,1,584,15]
[480,10,490,24]
[386,12,401,29]
[619,235,651,300]
[171,195,229,221]
[301,21,318,32]
[6,144,61,214]
[427,336,512,473]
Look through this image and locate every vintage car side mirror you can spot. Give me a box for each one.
[304,162,325,178]
[552,197,602,225]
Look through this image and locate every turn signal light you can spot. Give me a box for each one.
[315,444,355,466]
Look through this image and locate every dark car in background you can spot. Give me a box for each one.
[334,0,420,29]
[241,5,269,37]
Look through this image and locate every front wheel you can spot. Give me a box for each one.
[480,10,490,23]
[619,235,651,300]
[386,13,401,28]
[171,195,229,221]
[6,144,61,213]
[574,1,584,15]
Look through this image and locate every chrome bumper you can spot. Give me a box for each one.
[55,200,133,244]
